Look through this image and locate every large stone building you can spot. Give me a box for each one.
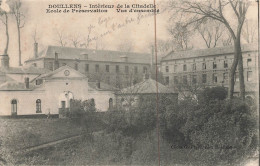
[160,44,258,97]
[25,45,152,88]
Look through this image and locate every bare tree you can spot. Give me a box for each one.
[68,33,81,48]
[169,0,251,100]
[168,22,193,51]
[0,9,9,55]
[197,20,224,48]
[81,24,95,48]
[54,29,67,47]
[10,0,25,66]
[242,19,257,43]
[222,32,233,46]
[117,39,133,52]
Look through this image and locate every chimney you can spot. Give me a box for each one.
[54,52,59,70]
[143,71,149,80]
[96,81,101,89]
[0,54,9,69]
[34,43,38,58]
[25,77,29,89]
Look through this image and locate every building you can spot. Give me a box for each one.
[0,64,116,116]
[115,74,178,110]
[24,44,151,88]
[160,44,258,97]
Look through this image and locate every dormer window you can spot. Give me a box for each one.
[120,56,128,62]
[36,79,43,85]
[55,52,58,61]
[81,52,88,59]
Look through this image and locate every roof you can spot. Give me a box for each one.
[0,66,50,74]
[162,44,258,61]
[25,46,151,64]
[88,82,118,91]
[120,78,176,94]
[34,65,86,80]
[0,81,36,91]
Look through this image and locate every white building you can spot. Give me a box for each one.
[0,59,115,116]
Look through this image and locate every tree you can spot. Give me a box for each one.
[10,0,25,66]
[168,22,193,51]
[54,28,67,47]
[242,19,257,43]
[68,33,81,48]
[0,9,9,55]
[169,0,251,100]
[117,39,133,52]
[197,20,224,48]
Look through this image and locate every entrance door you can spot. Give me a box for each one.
[11,99,17,116]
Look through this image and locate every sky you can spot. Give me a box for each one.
[0,0,258,67]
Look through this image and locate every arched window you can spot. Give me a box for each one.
[109,98,113,109]
[11,99,17,116]
[36,99,42,113]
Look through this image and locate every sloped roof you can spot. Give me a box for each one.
[120,78,176,94]
[0,66,50,74]
[0,81,36,91]
[162,44,258,61]
[25,45,151,64]
[88,82,118,91]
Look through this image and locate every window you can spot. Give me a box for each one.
[247,71,252,81]
[36,99,42,113]
[61,101,66,109]
[109,98,113,110]
[174,76,178,84]
[165,76,169,85]
[36,79,43,85]
[116,65,119,73]
[143,66,147,73]
[106,65,110,72]
[134,66,138,74]
[192,63,196,70]
[174,65,177,72]
[166,66,169,72]
[95,64,99,72]
[125,66,129,74]
[183,64,187,71]
[192,75,197,84]
[213,62,217,69]
[75,63,78,70]
[48,62,53,71]
[106,76,110,84]
[183,75,187,84]
[202,62,206,70]
[11,99,17,116]
[213,73,218,83]
[223,72,228,82]
[85,64,89,72]
[224,60,228,68]
[247,58,252,67]
[235,72,239,82]
[202,74,207,83]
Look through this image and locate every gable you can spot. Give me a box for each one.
[39,66,87,80]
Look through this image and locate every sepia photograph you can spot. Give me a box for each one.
[0,0,259,165]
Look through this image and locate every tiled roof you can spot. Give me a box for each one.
[0,81,36,91]
[162,44,258,61]
[0,66,50,74]
[25,46,151,64]
[120,78,175,94]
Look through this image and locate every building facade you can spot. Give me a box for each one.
[160,44,258,97]
[25,45,151,88]
[0,65,116,116]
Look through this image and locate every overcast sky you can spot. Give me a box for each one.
[0,0,258,67]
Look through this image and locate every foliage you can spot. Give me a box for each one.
[198,86,228,103]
